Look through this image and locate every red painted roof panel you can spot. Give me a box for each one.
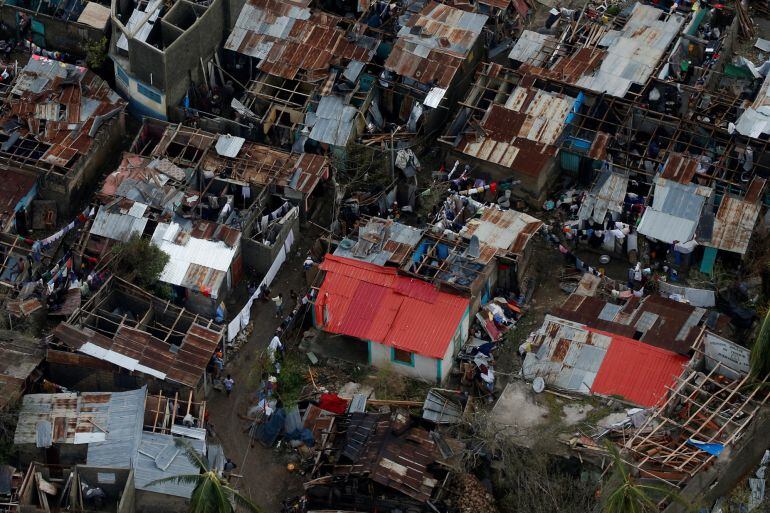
[591,332,688,407]
[317,254,468,358]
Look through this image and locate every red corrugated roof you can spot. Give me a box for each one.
[316,254,469,358]
[591,331,688,407]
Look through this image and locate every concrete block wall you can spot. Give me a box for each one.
[0,5,106,56]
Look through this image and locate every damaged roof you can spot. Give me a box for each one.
[523,315,688,406]
[14,387,146,447]
[316,254,469,359]
[553,293,705,355]
[334,217,424,266]
[150,221,240,296]
[0,330,44,411]
[154,123,329,197]
[637,176,712,244]
[225,0,379,81]
[520,4,683,97]
[454,81,575,176]
[1,55,125,174]
[459,207,543,257]
[697,177,767,255]
[385,2,487,88]
[577,169,628,224]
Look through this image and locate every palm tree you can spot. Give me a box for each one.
[750,309,770,378]
[149,440,261,513]
[602,444,689,513]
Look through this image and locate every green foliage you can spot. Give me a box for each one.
[111,235,169,287]
[149,440,261,513]
[85,37,108,70]
[372,365,407,399]
[602,444,688,513]
[751,310,770,378]
[276,352,306,408]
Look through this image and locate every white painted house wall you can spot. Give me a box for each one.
[368,306,470,383]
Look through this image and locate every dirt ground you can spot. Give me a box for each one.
[204,230,320,511]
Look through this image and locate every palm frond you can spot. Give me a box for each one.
[147,474,205,488]
[227,485,263,513]
[174,438,211,472]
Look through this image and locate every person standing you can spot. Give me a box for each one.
[224,375,234,397]
[272,293,284,318]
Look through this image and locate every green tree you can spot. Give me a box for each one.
[750,310,770,378]
[149,440,261,513]
[111,234,169,287]
[603,444,687,513]
[85,37,108,69]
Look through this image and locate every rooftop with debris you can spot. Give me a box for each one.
[0,56,125,175]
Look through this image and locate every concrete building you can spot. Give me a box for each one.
[0,56,126,216]
[109,0,245,119]
[51,276,223,392]
[314,254,470,382]
[0,0,110,56]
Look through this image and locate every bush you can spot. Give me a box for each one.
[111,235,169,287]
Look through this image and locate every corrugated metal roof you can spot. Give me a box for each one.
[508,30,554,66]
[134,432,206,498]
[308,96,358,147]
[456,85,573,176]
[637,177,711,244]
[422,389,463,424]
[591,335,688,407]
[225,0,378,81]
[316,254,468,359]
[698,178,766,254]
[90,205,148,242]
[86,388,147,467]
[385,2,487,87]
[523,316,687,406]
[333,218,424,266]
[15,388,146,447]
[151,222,239,295]
[577,170,628,224]
[459,207,543,256]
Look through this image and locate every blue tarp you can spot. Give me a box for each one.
[687,439,724,456]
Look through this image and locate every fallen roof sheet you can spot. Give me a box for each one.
[132,432,206,498]
[459,207,543,257]
[316,254,469,359]
[577,170,628,224]
[90,204,149,242]
[508,30,555,66]
[422,389,463,424]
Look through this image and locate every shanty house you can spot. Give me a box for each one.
[150,219,242,315]
[522,315,688,406]
[0,56,126,215]
[223,0,380,153]
[50,276,223,393]
[13,387,147,467]
[441,63,578,197]
[458,207,543,291]
[382,2,487,139]
[315,255,470,382]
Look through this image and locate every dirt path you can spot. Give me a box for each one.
[204,232,317,511]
